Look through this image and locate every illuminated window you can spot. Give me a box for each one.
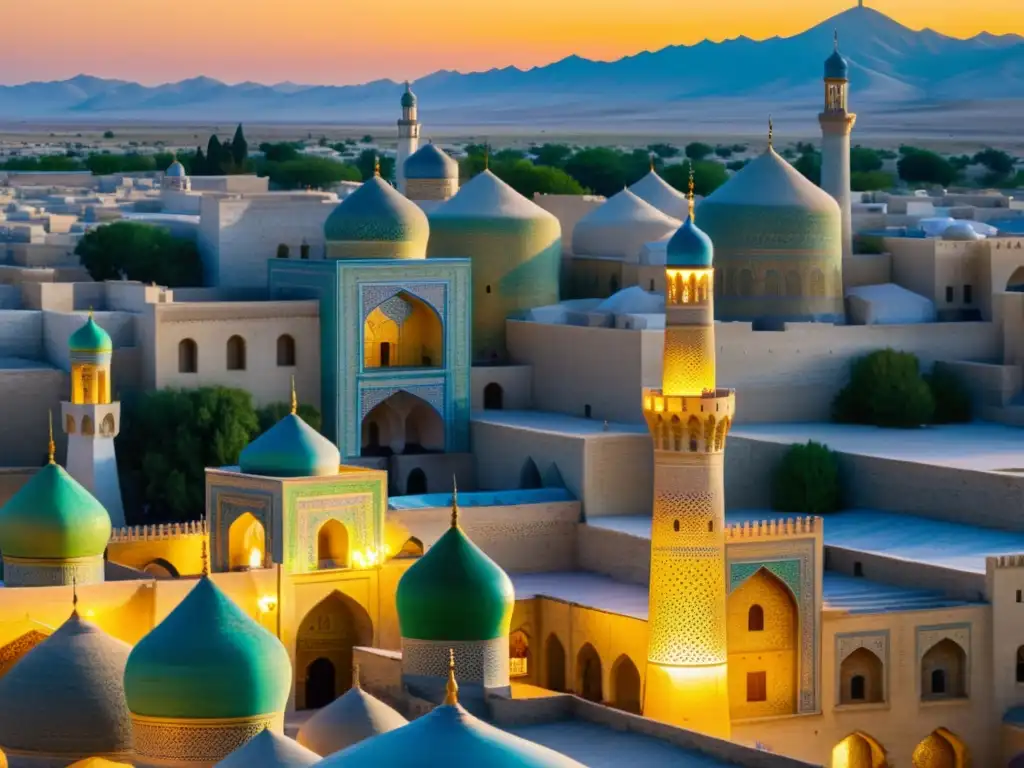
[746,671,767,702]
[510,630,529,678]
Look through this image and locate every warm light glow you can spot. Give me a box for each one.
[351,544,390,569]
[248,547,262,569]
[257,595,279,614]
[643,662,731,739]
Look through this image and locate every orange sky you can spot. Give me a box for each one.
[5,0,1022,85]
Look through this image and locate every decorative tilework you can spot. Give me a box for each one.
[835,630,889,705]
[293,494,373,574]
[131,714,282,762]
[730,560,801,600]
[401,637,510,689]
[916,623,971,698]
[360,282,447,322]
[207,485,277,570]
[379,295,412,325]
[2,556,104,587]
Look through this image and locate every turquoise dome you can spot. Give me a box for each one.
[396,521,514,642]
[0,463,111,560]
[323,177,429,245]
[666,216,714,268]
[825,48,848,80]
[239,413,340,478]
[401,84,417,109]
[124,576,292,719]
[166,160,187,178]
[405,144,458,181]
[68,315,112,353]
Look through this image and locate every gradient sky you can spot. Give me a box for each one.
[5,0,1022,86]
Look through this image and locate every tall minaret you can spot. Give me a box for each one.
[641,168,734,740]
[396,81,421,195]
[819,31,856,260]
[61,312,125,527]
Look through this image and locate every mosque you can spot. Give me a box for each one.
[0,34,1023,768]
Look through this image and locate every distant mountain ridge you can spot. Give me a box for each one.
[0,5,1021,125]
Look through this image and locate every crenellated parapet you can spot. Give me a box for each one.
[109,520,208,543]
[726,516,820,541]
[988,554,1024,570]
[642,387,735,454]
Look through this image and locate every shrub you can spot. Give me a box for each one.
[832,349,935,428]
[925,366,972,424]
[772,441,842,515]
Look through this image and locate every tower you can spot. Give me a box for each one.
[61,312,125,527]
[641,171,734,739]
[819,31,857,260]
[396,81,421,195]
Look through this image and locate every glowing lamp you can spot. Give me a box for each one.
[248,547,262,570]
[257,595,278,614]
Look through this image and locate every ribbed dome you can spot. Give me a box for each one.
[216,728,321,768]
[666,216,714,268]
[825,48,849,80]
[0,462,111,559]
[405,144,458,181]
[397,521,514,641]
[629,170,690,220]
[297,679,407,756]
[166,160,187,178]
[323,177,429,256]
[701,147,840,212]
[0,612,132,758]
[239,413,340,478]
[124,576,292,720]
[68,315,112,353]
[315,702,585,768]
[571,188,681,259]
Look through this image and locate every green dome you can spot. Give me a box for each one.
[239,413,340,478]
[68,315,112,353]
[401,84,417,109]
[124,576,292,719]
[323,177,429,250]
[0,463,111,560]
[396,523,514,642]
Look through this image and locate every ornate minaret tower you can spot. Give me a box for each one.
[819,31,856,260]
[641,168,734,739]
[61,312,125,527]
[396,81,421,195]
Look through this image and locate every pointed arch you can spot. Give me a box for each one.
[295,591,374,709]
[576,643,602,703]
[142,558,180,579]
[520,458,542,489]
[316,519,349,569]
[362,390,444,456]
[670,415,682,451]
[610,654,641,714]
[100,413,115,436]
[397,536,424,558]
[840,647,884,704]
[363,291,443,369]
[831,732,888,768]
[687,415,701,452]
[714,416,729,451]
[545,634,566,692]
[921,638,966,700]
[703,414,715,452]
[228,511,266,571]
[81,414,94,436]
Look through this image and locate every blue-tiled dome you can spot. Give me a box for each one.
[825,48,849,80]
[666,216,714,268]
[239,413,340,478]
[323,177,429,255]
[405,144,458,181]
[401,83,417,109]
[166,160,187,178]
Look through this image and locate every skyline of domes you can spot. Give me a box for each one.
[323,176,429,259]
[165,159,187,177]
[405,143,458,181]
[572,187,681,260]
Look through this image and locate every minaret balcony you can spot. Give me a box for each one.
[642,387,735,454]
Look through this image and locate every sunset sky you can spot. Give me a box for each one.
[5,0,1022,86]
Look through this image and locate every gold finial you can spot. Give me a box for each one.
[687,163,696,221]
[443,648,459,705]
[201,539,209,577]
[834,29,839,51]
[768,115,774,150]
[649,153,655,172]
[87,306,94,320]
[483,143,489,171]
[47,409,55,465]
[450,476,459,528]
[290,375,297,415]
[373,156,381,177]
[72,574,79,615]
[353,663,361,689]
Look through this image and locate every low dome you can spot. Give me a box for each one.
[571,188,680,260]
[629,170,690,219]
[397,511,514,642]
[239,413,340,478]
[405,144,458,181]
[166,160,187,178]
[0,612,132,758]
[0,462,111,560]
[942,222,982,241]
[217,728,320,768]
[825,48,849,80]
[68,314,112,353]
[297,677,407,756]
[666,216,714,268]
[323,177,429,257]
[124,576,292,720]
[594,286,663,314]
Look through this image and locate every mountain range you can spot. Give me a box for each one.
[0,5,1021,125]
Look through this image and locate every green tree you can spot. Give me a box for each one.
[684,142,714,161]
[103,130,115,139]
[355,149,395,182]
[204,135,224,175]
[563,147,627,197]
[256,402,322,434]
[231,124,249,169]
[772,441,842,515]
[647,143,679,159]
[84,153,158,175]
[851,171,895,192]
[973,148,1014,178]
[924,366,972,424]
[117,387,260,522]
[832,349,935,428]
[192,146,206,175]
[259,142,302,163]
[726,159,748,172]
[713,145,733,158]
[794,150,822,186]
[850,146,883,173]
[530,143,573,167]
[75,221,203,287]
[661,160,728,197]
[0,155,83,171]
[361,135,373,144]
[257,157,361,190]
[897,149,957,186]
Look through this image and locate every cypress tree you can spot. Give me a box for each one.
[192,146,206,175]
[231,124,248,170]
[206,135,223,175]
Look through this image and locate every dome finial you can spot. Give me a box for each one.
[72,573,79,615]
[483,142,490,171]
[834,29,839,51]
[201,539,209,577]
[87,306,94,319]
[290,375,298,415]
[353,662,361,689]
[768,115,774,150]
[649,153,655,173]
[443,648,459,705]
[373,156,381,178]
[687,163,696,221]
[47,409,55,465]
[450,476,459,528]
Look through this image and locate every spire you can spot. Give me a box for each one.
[87,306,94,320]
[47,409,55,465]
[450,476,459,528]
[373,156,381,177]
[72,574,79,616]
[201,539,209,577]
[768,115,774,150]
[650,153,656,173]
[353,663,361,689]
[834,29,839,51]
[483,142,489,171]
[687,163,696,222]
[443,648,459,705]
[290,375,298,415]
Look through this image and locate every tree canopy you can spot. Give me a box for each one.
[75,221,203,287]
[832,348,935,428]
[685,142,714,161]
[897,147,957,187]
[772,440,842,515]
[661,160,728,197]
[460,155,585,197]
[356,149,395,182]
[256,156,361,190]
[850,146,884,174]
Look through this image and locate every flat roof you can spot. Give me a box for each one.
[821,572,975,613]
[389,487,575,510]
[506,720,736,767]
[731,422,1024,473]
[472,410,648,438]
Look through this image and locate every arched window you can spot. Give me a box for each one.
[178,338,198,373]
[226,335,246,371]
[921,638,967,700]
[850,674,866,701]
[840,648,885,705]
[748,604,765,632]
[483,383,504,410]
[931,669,946,694]
[316,519,349,569]
[81,415,94,436]
[276,334,296,367]
[810,269,826,298]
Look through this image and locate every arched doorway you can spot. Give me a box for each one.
[576,643,602,703]
[1008,266,1024,292]
[363,292,444,369]
[361,391,444,456]
[840,647,884,704]
[316,519,349,569]
[611,655,641,714]
[520,458,542,490]
[406,468,427,494]
[143,558,179,579]
[305,657,336,709]
[484,383,504,410]
[510,630,530,679]
[912,729,968,768]
[295,592,373,709]
[397,537,424,558]
[228,512,266,571]
[831,732,888,768]
[546,634,566,692]
[920,639,967,700]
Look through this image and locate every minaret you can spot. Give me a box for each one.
[641,168,734,739]
[396,81,421,195]
[819,31,856,260]
[61,312,125,527]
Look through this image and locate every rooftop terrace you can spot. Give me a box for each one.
[389,487,575,510]
[472,410,647,438]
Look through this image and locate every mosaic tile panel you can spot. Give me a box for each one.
[401,636,509,689]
